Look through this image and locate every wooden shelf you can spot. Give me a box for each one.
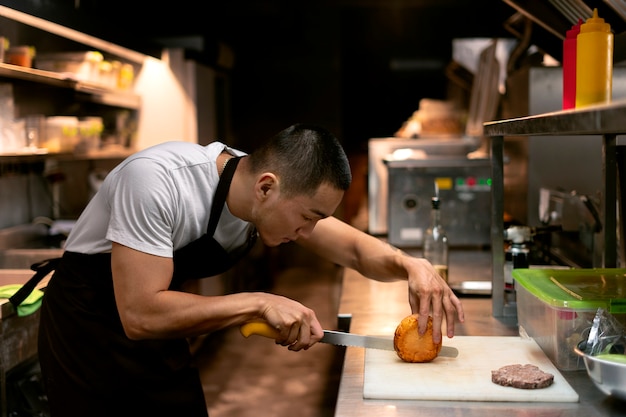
[0,147,134,162]
[0,62,141,109]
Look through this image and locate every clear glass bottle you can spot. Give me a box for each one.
[423,196,449,282]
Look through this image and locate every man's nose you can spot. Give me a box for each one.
[296,222,316,238]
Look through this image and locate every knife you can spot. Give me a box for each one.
[240,321,459,358]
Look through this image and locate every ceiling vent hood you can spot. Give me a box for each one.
[502,0,626,63]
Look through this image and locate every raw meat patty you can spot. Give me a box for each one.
[491,364,554,389]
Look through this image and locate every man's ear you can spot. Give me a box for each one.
[256,173,277,199]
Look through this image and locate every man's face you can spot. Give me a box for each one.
[253,182,344,247]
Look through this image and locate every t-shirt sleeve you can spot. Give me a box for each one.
[104,157,179,257]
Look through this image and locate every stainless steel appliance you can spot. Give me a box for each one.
[367,137,482,236]
[505,66,626,268]
[368,40,500,240]
[385,156,492,248]
[365,40,497,293]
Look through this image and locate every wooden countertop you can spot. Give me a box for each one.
[333,266,626,417]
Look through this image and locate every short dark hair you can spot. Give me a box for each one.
[247,123,352,196]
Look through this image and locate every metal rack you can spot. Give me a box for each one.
[483,99,626,317]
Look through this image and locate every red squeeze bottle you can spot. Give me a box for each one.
[563,18,583,110]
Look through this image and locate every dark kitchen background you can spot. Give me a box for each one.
[2,0,517,153]
[3,0,626,261]
[5,0,625,258]
[3,3,626,416]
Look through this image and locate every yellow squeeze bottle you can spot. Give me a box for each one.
[575,8,613,107]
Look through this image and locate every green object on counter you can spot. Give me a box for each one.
[512,268,626,314]
[596,353,626,364]
[0,284,44,316]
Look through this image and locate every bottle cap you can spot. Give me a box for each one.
[580,8,611,33]
[566,18,583,39]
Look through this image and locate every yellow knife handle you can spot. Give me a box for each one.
[240,321,280,339]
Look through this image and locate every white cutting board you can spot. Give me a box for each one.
[364,336,579,402]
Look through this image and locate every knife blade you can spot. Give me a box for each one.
[240,321,459,358]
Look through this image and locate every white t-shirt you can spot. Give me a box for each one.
[64,141,251,257]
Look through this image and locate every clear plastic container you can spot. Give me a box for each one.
[36,51,103,83]
[513,268,626,370]
[75,117,103,153]
[44,116,78,152]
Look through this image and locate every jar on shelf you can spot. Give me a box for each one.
[75,117,104,153]
[44,116,78,152]
[5,45,35,68]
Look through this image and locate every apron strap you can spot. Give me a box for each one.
[9,257,61,309]
[206,156,241,236]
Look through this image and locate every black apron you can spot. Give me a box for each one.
[32,156,256,417]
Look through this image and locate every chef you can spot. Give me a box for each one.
[35,123,464,416]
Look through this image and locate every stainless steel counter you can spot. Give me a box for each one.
[333,266,626,417]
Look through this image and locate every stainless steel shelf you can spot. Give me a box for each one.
[484,99,626,317]
[484,99,626,136]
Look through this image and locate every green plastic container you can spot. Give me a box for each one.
[512,268,626,370]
